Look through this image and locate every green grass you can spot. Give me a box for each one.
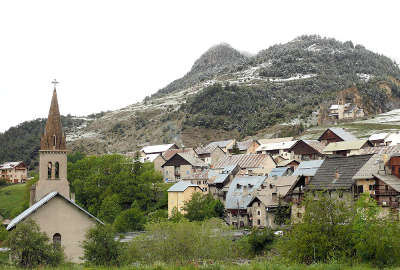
[0,184,27,219]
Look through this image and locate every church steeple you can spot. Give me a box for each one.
[40,87,66,150]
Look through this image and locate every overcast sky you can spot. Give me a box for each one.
[0,0,399,132]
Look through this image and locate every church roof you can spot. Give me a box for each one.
[7,192,103,230]
[40,89,67,150]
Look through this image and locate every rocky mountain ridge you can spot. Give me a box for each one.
[1,35,400,165]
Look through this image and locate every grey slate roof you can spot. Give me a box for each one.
[226,176,266,210]
[308,155,373,190]
[323,140,369,152]
[227,140,254,151]
[293,160,324,177]
[167,181,201,192]
[353,154,383,180]
[269,167,291,177]
[177,152,207,167]
[373,173,400,192]
[196,140,233,155]
[7,192,103,230]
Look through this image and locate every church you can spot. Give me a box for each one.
[7,85,103,263]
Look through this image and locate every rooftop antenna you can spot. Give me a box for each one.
[52,79,59,90]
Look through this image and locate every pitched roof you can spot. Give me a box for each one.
[225,176,266,209]
[167,181,201,192]
[257,137,294,145]
[303,140,326,154]
[176,152,207,167]
[323,140,369,152]
[308,155,373,190]
[7,192,103,230]
[227,140,255,151]
[293,160,324,176]
[141,144,177,154]
[40,89,66,150]
[373,173,400,192]
[277,159,300,167]
[269,167,291,177]
[196,140,233,155]
[385,133,400,146]
[256,141,297,152]
[162,148,195,160]
[353,154,384,180]
[213,154,273,169]
[318,127,358,141]
[0,161,24,169]
[358,145,400,155]
[369,133,389,142]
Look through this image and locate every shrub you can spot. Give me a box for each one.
[82,224,122,266]
[240,227,275,256]
[7,219,64,268]
[124,218,239,264]
[98,194,122,224]
[182,193,224,221]
[113,202,146,232]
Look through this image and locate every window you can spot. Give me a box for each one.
[187,170,190,175]
[53,135,56,146]
[55,162,59,179]
[48,162,52,179]
[257,210,261,216]
[357,185,364,194]
[53,233,61,247]
[385,185,389,191]
[258,202,260,207]
[369,185,374,191]
[257,219,260,225]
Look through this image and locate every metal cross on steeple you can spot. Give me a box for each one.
[52,79,59,90]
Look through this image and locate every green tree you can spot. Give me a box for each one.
[274,198,290,225]
[7,219,64,268]
[98,194,122,224]
[352,194,400,267]
[82,224,122,266]
[240,227,275,256]
[278,192,353,264]
[182,193,224,221]
[231,141,241,155]
[113,202,146,232]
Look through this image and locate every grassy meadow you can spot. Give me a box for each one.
[0,183,26,219]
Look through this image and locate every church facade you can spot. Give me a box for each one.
[7,86,102,263]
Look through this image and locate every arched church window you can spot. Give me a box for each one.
[48,162,52,179]
[53,135,57,146]
[55,162,59,179]
[53,233,61,247]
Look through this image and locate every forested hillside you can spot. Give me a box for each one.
[0,116,84,169]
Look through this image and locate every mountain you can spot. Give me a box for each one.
[1,35,400,166]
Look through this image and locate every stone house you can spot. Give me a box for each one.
[167,181,203,217]
[7,87,102,263]
[247,175,301,229]
[161,152,207,182]
[195,144,226,166]
[318,127,358,146]
[368,133,390,147]
[256,141,297,160]
[323,140,372,156]
[208,164,240,204]
[225,175,266,228]
[0,161,28,183]
[213,153,276,176]
[289,140,325,161]
[328,103,364,120]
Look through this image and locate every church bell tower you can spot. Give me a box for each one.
[33,81,70,204]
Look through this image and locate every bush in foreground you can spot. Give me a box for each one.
[7,219,64,268]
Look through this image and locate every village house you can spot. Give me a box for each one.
[208,165,240,204]
[307,154,373,203]
[369,133,390,147]
[0,161,28,183]
[213,153,276,176]
[328,103,364,120]
[195,144,226,166]
[227,139,260,154]
[161,152,207,182]
[7,87,102,263]
[225,175,266,228]
[255,140,297,160]
[182,169,210,193]
[323,140,372,156]
[247,175,301,229]
[318,127,358,146]
[151,148,197,174]
[167,181,203,217]
[289,140,325,161]
[276,159,300,171]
